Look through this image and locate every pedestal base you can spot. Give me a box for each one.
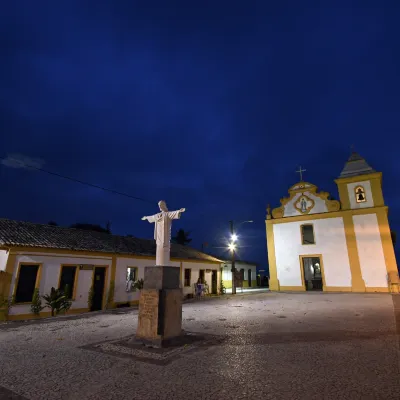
[136,266,182,348]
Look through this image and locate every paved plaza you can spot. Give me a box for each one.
[0,292,399,400]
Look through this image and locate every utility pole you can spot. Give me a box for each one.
[230,220,236,294]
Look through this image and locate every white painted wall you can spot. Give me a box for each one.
[8,253,112,316]
[347,180,374,209]
[284,191,328,217]
[6,250,221,316]
[181,261,219,296]
[353,214,387,288]
[221,262,257,284]
[0,250,9,271]
[114,257,180,304]
[273,217,352,288]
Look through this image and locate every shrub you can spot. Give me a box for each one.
[133,279,144,291]
[42,287,71,317]
[31,288,44,316]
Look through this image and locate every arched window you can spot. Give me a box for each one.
[355,186,366,203]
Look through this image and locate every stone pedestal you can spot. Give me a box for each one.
[136,266,182,347]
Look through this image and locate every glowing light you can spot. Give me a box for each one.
[228,243,236,251]
[231,234,238,242]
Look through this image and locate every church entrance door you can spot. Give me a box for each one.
[301,256,323,291]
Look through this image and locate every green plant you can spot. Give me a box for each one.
[88,285,95,310]
[106,280,115,309]
[60,284,72,314]
[133,279,144,291]
[31,288,44,316]
[42,287,71,317]
[220,268,226,295]
[0,295,13,311]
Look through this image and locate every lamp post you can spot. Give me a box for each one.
[229,220,253,295]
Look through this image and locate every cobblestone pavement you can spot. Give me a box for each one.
[0,293,399,400]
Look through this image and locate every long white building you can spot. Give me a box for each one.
[0,219,221,320]
[266,152,399,293]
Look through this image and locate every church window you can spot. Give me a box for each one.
[355,186,366,203]
[301,224,315,245]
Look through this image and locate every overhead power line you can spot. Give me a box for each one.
[3,158,155,204]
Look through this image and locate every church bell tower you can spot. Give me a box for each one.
[334,152,384,210]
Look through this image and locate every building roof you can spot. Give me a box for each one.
[339,152,376,178]
[0,218,222,263]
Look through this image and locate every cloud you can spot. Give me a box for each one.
[1,153,45,170]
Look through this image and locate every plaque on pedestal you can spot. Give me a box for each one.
[136,266,182,347]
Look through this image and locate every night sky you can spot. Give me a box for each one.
[1,1,399,271]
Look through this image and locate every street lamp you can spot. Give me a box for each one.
[229,220,253,294]
[228,242,236,251]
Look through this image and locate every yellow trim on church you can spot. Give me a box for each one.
[267,166,399,294]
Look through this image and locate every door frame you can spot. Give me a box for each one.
[299,254,326,291]
[91,265,109,311]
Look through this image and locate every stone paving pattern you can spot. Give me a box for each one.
[0,293,399,400]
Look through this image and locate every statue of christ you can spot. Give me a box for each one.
[142,200,186,266]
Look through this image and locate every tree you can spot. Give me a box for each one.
[172,229,192,245]
[69,223,110,233]
[48,221,58,226]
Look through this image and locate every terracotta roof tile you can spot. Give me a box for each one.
[0,219,222,263]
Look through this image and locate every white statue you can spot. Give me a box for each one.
[142,200,186,266]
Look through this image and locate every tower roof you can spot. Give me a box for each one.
[339,152,376,178]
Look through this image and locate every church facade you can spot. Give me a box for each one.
[266,153,399,293]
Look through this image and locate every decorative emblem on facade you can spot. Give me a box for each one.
[269,181,341,219]
[294,194,315,214]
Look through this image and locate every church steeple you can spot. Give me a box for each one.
[339,152,376,178]
[335,152,384,210]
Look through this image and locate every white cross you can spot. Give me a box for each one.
[296,166,306,181]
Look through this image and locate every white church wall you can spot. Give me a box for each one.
[283,191,328,217]
[8,253,112,316]
[353,214,387,288]
[347,180,374,209]
[273,217,352,288]
[0,250,9,271]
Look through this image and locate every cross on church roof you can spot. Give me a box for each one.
[296,166,306,181]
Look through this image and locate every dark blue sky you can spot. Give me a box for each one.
[1,1,399,269]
